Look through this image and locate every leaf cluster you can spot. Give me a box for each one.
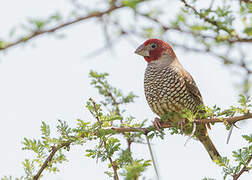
[216,135,252,179]
[2,71,252,180]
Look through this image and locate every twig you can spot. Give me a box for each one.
[122,12,250,73]
[195,113,252,124]
[111,121,173,134]
[239,0,252,3]
[181,0,252,45]
[233,153,252,180]
[111,113,252,134]
[32,112,252,180]
[33,142,70,180]
[111,127,148,133]
[0,5,125,51]
[229,38,252,43]
[90,99,119,180]
[138,11,252,45]
[181,0,234,34]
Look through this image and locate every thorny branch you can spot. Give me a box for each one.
[90,98,119,180]
[138,12,252,44]
[126,12,251,75]
[31,112,252,180]
[194,113,252,124]
[0,4,126,51]
[112,113,252,134]
[1,0,251,53]
[33,142,71,180]
[1,0,251,85]
[239,0,252,3]
[103,87,134,153]
[233,153,252,180]
[2,0,251,179]
[181,0,251,43]
[138,9,250,70]
[181,0,234,34]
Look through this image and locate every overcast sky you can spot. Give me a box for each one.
[0,0,251,180]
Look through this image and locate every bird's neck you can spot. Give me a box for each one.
[148,56,182,69]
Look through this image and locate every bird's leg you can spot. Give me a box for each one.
[153,117,162,133]
[153,117,171,133]
[177,118,187,132]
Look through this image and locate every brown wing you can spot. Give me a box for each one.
[182,70,203,106]
[182,70,211,128]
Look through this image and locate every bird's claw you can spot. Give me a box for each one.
[178,119,186,131]
[153,117,163,133]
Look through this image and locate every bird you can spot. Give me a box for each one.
[134,38,221,161]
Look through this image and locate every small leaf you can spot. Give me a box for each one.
[244,27,252,36]
[122,0,141,9]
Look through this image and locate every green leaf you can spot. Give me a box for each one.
[244,27,252,36]
[41,121,50,138]
[242,134,252,143]
[191,25,208,31]
[0,41,9,49]
[122,0,141,9]
[120,159,151,180]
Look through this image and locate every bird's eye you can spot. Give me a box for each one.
[151,43,157,49]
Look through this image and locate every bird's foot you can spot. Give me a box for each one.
[178,119,187,132]
[153,117,162,133]
[153,118,171,134]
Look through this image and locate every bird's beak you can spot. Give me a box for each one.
[134,44,149,57]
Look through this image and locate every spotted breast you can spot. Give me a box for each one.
[144,62,202,117]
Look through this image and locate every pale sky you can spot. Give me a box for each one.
[0,0,251,180]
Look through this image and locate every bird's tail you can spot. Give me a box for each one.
[195,124,221,161]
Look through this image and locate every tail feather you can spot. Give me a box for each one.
[195,124,221,161]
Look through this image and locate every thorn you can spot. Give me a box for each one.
[184,124,196,146]
[184,135,193,147]
[233,123,240,129]
[145,135,160,180]
[226,125,234,144]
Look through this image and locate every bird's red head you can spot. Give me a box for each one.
[135,39,176,63]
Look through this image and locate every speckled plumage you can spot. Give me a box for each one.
[144,62,202,117]
[135,39,221,161]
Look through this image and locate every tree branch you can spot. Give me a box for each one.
[31,112,252,180]
[229,38,252,43]
[132,12,251,74]
[180,0,252,44]
[239,0,252,3]
[233,153,252,180]
[136,0,252,44]
[90,98,119,180]
[33,142,71,180]
[195,113,252,124]
[0,5,125,51]
[181,0,234,34]
[111,113,252,134]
